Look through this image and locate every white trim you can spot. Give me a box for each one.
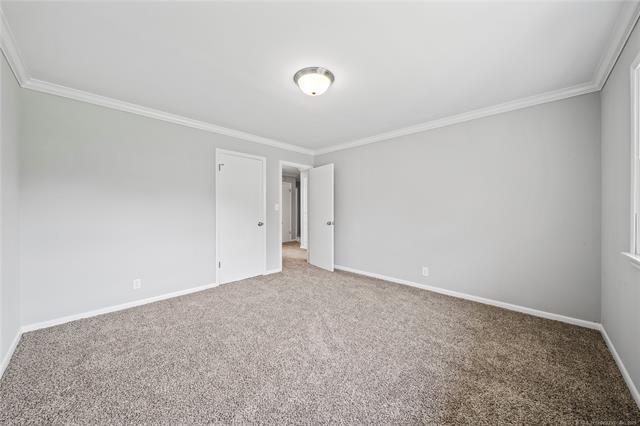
[215,149,267,285]
[594,1,640,89]
[334,265,601,330]
[315,82,599,155]
[0,9,312,156]
[0,9,28,85]
[600,325,640,408]
[0,330,21,379]
[5,272,637,409]
[264,268,282,275]
[621,251,640,270]
[278,160,312,271]
[21,282,218,333]
[1,5,638,157]
[315,1,640,155]
[630,52,640,258]
[23,79,314,155]
[336,265,640,405]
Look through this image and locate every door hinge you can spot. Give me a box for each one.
[218,261,221,268]
[218,163,224,172]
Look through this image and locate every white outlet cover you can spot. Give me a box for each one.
[133,279,142,289]
[275,203,280,211]
[422,267,429,277]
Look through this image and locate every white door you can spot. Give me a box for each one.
[216,150,266,284]
[308,164,334,271]
[282,181,293,242]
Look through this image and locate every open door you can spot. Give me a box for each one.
[308,164,334,271]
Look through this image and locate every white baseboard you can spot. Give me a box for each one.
[335,264,640,408]
[600,325,640,407]
[6,265,639,410]
[334,265,600,330]
[21,282,218,333]
[0,329,22,379]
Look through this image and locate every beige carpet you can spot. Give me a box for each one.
[283,241,307,260]
[1,257,638,424]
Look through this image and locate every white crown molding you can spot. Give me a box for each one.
[0,6,28,85]
[2,3,640,157]
[315,1,640,156]
[315,82,599,155]
[593,0,640,90]
[0,8,314,156]
[23,79,314,155]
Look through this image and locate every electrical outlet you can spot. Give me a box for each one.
[422,267,429,277]
[133,279,142,290]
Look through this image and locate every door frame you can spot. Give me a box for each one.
[215,148,267,285]
[279,160,313,271]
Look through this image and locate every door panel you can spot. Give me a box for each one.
[309,164,334,271]
[216,151,265,284]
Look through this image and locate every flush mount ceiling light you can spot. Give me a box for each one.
[293,67,335,96]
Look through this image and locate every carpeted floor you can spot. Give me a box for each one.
[283,241,307,260]
[1,258,638,424]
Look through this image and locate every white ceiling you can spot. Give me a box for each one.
[1,1,636,153]
[282,165,301,176]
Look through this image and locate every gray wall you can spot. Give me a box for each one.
[1,54,21,362]
[601,21,640,392]
[19,89,312,325]
[316,93,601,322]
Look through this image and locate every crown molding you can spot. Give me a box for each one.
[594,0,640,90]
[0,6,28,85]
[315,81,599,155]
[22,79,314,155]
[0,9,314,156]
[314,1,640,156]
[2,3,640,157]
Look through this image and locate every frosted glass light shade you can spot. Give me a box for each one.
[294,67,335,96]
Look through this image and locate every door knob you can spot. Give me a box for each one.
[258,221,264,227]
[326,221,334,226]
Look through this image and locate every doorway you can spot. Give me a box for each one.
[280,163,307,266]
[280,161,311,270]
[279,161,335,272]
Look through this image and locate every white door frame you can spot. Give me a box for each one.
[216,148,267,285]
[279,160,312,271]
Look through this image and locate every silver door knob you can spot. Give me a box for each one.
[257,221,264,227]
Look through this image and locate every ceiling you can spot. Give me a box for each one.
[282,166,301,176]
[1,1,637,153]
